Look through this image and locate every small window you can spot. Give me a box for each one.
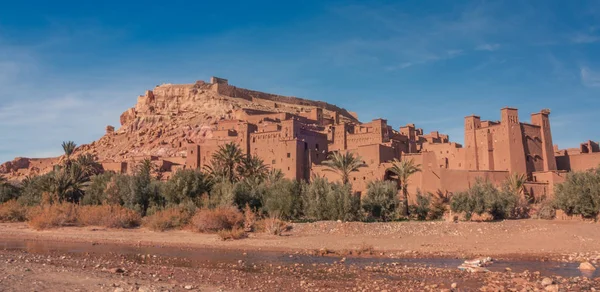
[272,160,276,164]
[287,153,291,158]
[288,167,290,170]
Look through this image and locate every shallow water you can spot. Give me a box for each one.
[0,239,597,279]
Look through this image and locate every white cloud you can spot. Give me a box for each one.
[580,67,600,87]
[571,33,600,44]
[475,43,500,51]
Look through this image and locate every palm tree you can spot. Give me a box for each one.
[237,155,269,183]
[507,172,529,201]
[76,153,102,176]
[61,141,77,168]
[266,169,284,184]
[209,142,244,183]
[62,141,77,159]
[322,151,366,185]
[47,163,89,203]
[386,158,422,215]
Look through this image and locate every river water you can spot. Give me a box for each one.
[0,239,597,279]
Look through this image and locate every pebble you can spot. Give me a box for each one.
[541,277,553,286]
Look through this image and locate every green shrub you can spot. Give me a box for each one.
[450,179,517,220]
[553,169,600,218]
[411,191,430,220]
[361,180,398,221]
[302,177,360,221]
[162,169,212,206]
[208,181,236,208]
[17,174,53,206]
[262,179,303,220]
[0,182,20,203]
[428,191,449,220]
[81,172,115,205]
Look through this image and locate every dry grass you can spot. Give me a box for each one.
[27,203,140,230]
[144,207,192,231]
[0,200,28,222]
[243,204,257,232]
[28,203,79,230]
[255,214,291,235]
[217,227,247,241]
[190,206,243,233]
[78,205,141,228]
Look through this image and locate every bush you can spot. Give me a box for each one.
[261,214,290,235]
[0,200,27,222]
[0,183,20,203]
[232,181,264,211]
[217,227,247,240]
[208,181,236,208]
[243,204,257,232]
[144,207,192,231]
[411,191,430,220]
[27,203,79,230]
[162,169,212,206]
[78,205,141,228]
[537,200,556,220]
[553,169,600,218]
[428,191,449,220]
[262,179,303,220]
[120,162,162,216]
[302,177,361,221]
[27,203,140,230]
[361,180,399,221]
[190,207,244,233]
[450,179,517,220]
[81,172,115,205]
[18,174,53,206]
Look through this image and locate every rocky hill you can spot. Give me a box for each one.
[0,77,358,179]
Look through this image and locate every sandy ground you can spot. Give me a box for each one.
[1,220,599,291]
[1,220,600,260]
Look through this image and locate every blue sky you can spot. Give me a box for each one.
[1,0,599,162]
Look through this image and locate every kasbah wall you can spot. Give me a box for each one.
[94,77,600,202]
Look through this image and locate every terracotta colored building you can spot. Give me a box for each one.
[94,77,598,201]
[179,104,600,201]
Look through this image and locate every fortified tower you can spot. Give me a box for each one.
[530,109,557,171]
[500,107,527,174]
[464,115,481,170]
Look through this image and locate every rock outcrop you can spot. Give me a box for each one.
[0,77,357,179]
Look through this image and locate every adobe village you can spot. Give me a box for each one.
[1,77,600,291]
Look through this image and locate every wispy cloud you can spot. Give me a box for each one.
[580,67,600,87]
[475,43,500,51]
[571,33,600,44]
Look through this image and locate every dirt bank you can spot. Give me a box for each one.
[1,219,600,261]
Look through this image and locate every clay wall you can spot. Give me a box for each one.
[523,182,549,201]
[421,142,466,169]
[556,152,600,172]
[101,162,127,174]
